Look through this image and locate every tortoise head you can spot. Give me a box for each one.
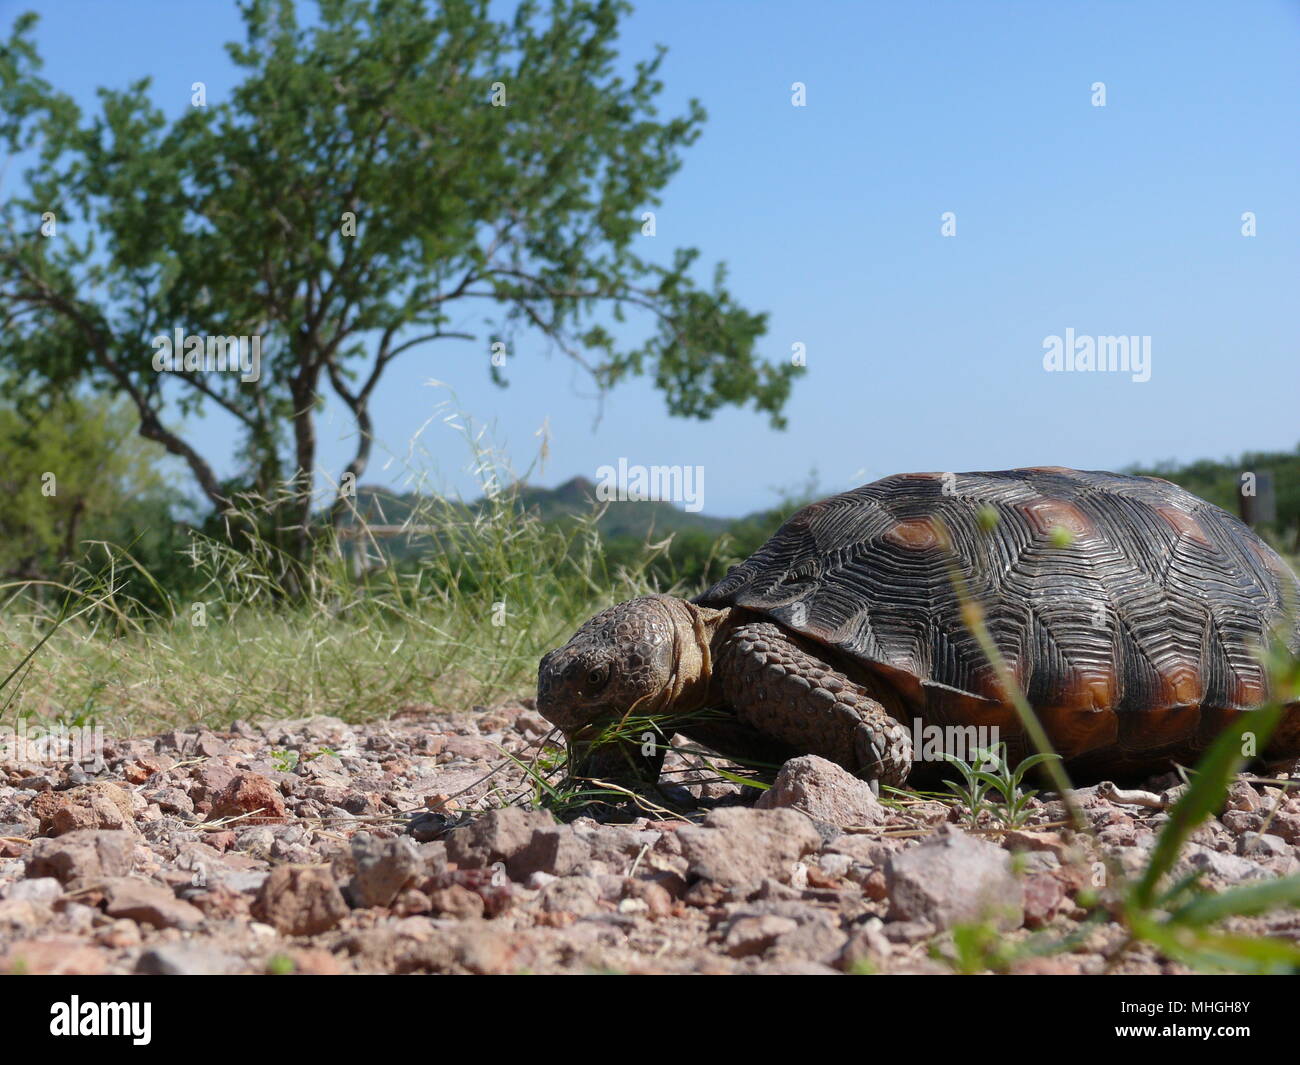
[537,594,716,780]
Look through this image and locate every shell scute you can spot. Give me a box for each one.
[697,468,1300,760]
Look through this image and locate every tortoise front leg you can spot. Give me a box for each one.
[713,620,913,788]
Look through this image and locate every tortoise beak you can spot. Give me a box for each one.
[536,648,580,729]
[564,725,666,786]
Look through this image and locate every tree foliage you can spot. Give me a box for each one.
[0,0,797,560]
[0,389,174,581]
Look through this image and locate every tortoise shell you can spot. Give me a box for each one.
[696,467,1300,770]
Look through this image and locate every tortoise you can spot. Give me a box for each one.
[537,467,1300,787]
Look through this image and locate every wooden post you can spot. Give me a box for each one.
[1238,470,1276,527]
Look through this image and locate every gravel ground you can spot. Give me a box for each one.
[2,702,1298,975]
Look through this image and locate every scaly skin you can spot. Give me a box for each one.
[710,619,913,788]
[537,594,913,787]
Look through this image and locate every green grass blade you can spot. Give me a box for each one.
[1132,704,1282,908]
[1171,874,1300,927]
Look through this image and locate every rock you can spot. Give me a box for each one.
[885,831,1024,930]
[539,876,602,916]
[253,865,349,936]
[838,919,893,972]
[881,918,936,943]
[31,783,135,836]
[1225,781,1262,811]
[622,879,673,918]
[194,732,233,758]
[441,736,501,761]
[677,808,822,888]
[1238,832,1290,859]
[136,943,244,975]
[285,947,343,975]
[234,826,277,860]
[95,918,143,949]
[0,899,51,934]
[428,884,485,919]
[146,787,195,817]
[2,937,107,975]
[571,823,658,867]
[722,914,799,957]
[766,917,848,964]
[121,754,175,784]
[190,763,239,803]
[1000,828,1073,860]
[1022,872,1066,928]
[509,826,590,880]
[25,829,135,884]
[445,808,555,870]
[209,772,287,824]
[1269,810,1300,844]
[1181,845,1270,882]
[4,877,62,904]
[1219,809,1263,835]
[755,755,885,827]
[101,877,205,930]
[348,834,422,908]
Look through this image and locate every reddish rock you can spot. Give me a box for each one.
[862,869,889,901]
[722,914,799,957]
[2,937,107,975]
[288,947,343,975]
[0,899,51,934]
[25,829,135,884]
[885,831,1024,931]
[121,754,175,784]
[1270,810,1300,844]
[441,736,501,761]
[510,826,590,880]
[100,877,205,930]
[1022,872,1066,928]
[190,763,239,804]
[756,755,886,827]
[428,883,486,919]
[445,807,555,870]
[348,834,421,908]
[1001,829,1072,860]
[677,808,822,888]
[204,830,237,853]
[31,783,135,836]
[187,883,253,920]
[1225,781,1262,812]
[622,879,673,918]
[209,772,287,824]
[253,865,348,936]
[392,889,433,916]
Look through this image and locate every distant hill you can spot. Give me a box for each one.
[512,476,730,539]
[342,476,729,543]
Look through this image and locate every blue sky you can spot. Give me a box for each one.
[5,0,1298,517]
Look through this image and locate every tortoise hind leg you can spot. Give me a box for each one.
[713,620,913,788]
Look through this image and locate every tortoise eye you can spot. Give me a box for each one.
[586,664,610,691]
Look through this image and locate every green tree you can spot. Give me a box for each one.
[0,0,797,563]
[0,390,172,582]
